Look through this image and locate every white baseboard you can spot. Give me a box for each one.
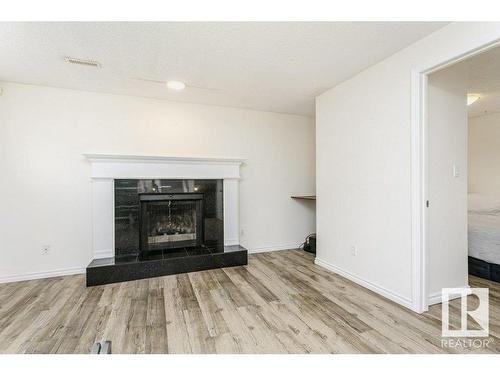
[314,257,414,310]
[93,249,113,259]
[428,285,471,306]
[0,266,86,284]
[428,292,443,306]
[0,245,298,284]
[248,244,299,254]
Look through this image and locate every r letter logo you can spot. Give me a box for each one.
[442,288,489,337]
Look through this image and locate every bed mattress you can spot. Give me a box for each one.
[468,212,500,265]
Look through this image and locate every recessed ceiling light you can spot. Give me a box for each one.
[166,80,186,90]
[64,56,101,68]
[467,94,480,106]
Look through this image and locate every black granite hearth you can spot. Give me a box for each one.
[86,245,247,286]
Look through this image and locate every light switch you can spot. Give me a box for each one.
[453,164,460,177]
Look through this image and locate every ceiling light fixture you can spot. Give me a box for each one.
[467,94,480,106]
[166,80,186,90]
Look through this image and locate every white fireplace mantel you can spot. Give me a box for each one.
[85,154,245,259]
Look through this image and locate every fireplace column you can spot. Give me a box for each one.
[223,178,240,246]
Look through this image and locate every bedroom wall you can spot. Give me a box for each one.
[0,81,316,282]
[469,112,500,194]
[316,22,500,310]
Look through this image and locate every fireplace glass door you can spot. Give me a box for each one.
[139,193,203,253]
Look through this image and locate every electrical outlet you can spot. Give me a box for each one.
[240,228,245,236]
[351,246,357,256]
[41,245,50,255]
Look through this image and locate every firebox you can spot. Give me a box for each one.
[139,193,204,254]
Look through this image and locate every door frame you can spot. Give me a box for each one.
[410,38,500,313]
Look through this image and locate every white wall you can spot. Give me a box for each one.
[316,22,500,309]
[427,65,469,300]
[0,82,316,282]
[469,112,500,194]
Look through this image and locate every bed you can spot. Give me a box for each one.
[468,193,500,282]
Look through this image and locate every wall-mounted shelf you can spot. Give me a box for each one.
[291,195,316,200]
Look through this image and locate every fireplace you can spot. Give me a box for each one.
[139,193,204,253]
[85,155,247,287]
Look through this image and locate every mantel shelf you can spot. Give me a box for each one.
[84,153,244,180]
[83,154,245,165]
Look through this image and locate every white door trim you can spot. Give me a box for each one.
[410,39,500,313]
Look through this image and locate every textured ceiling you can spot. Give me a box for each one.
[0,22,447,116]
[461,46,500,118]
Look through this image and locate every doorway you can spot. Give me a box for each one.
[423,44,500,309]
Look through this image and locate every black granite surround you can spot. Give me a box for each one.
[86,178,247,286]
[115,179,224,258]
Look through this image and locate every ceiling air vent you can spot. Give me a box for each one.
[64,56,101,68]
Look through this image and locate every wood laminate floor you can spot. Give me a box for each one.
[1,250,499,354]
